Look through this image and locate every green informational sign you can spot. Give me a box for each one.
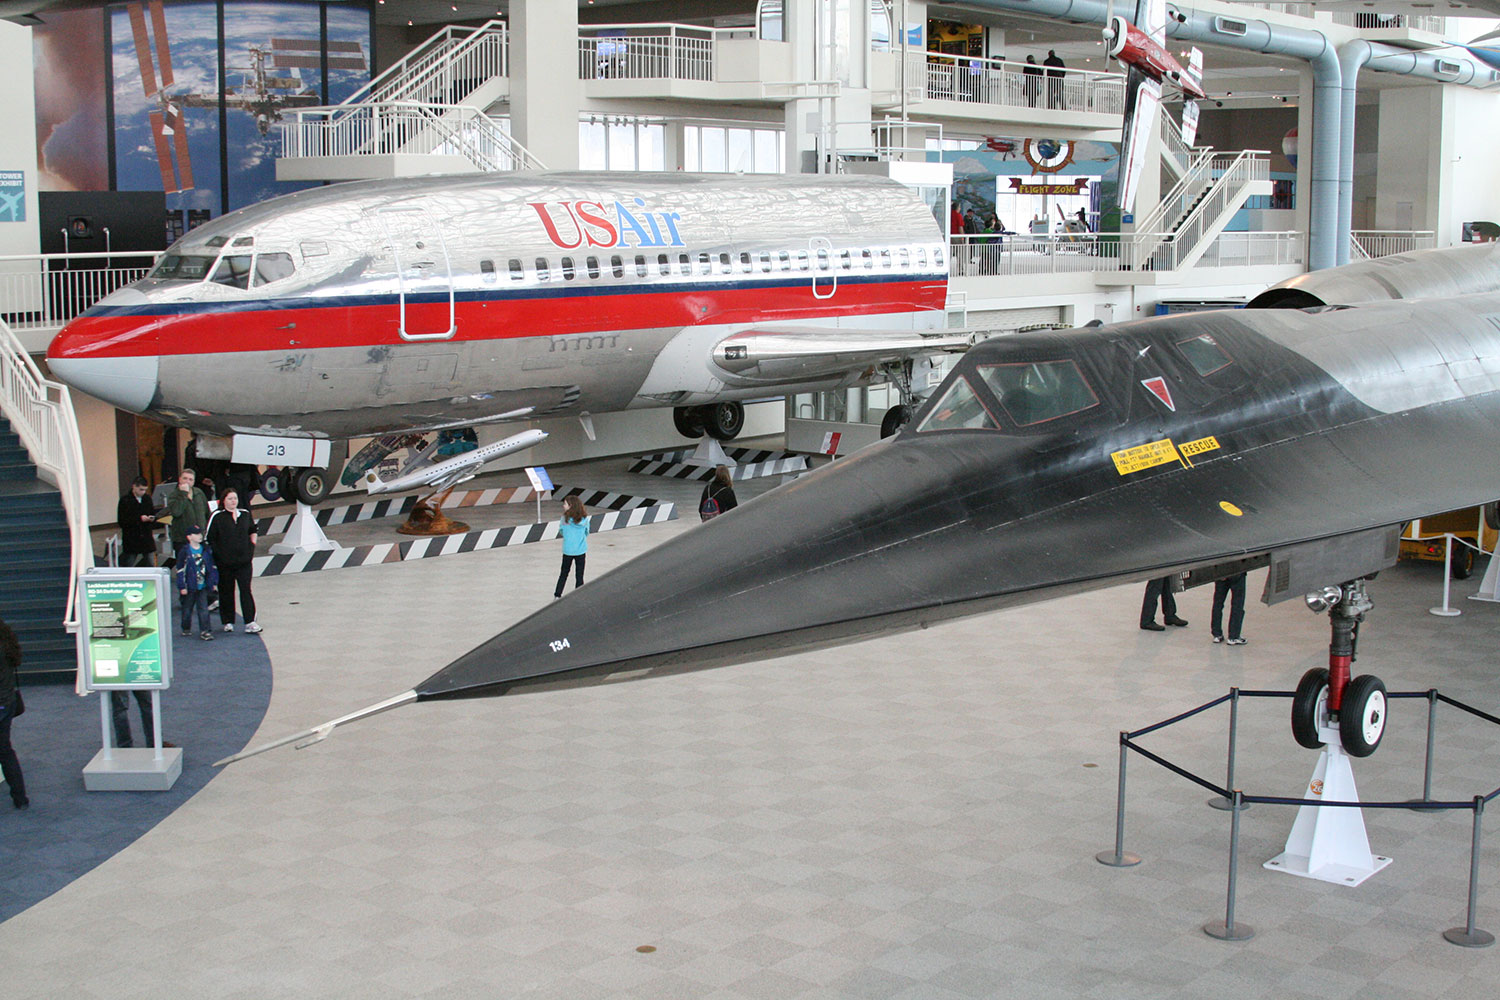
[77,569,173,691]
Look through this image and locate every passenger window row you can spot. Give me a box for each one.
[476,243,948,285]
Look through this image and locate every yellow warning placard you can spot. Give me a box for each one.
[1111,439,1181,475]
[1179,435,1221,459]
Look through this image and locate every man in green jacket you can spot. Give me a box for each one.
[165,468,211,553]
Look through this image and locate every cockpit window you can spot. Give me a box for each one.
[1176,333,1232,376]
[254,252,295,286]
[149,254,215,281]
[210,255,253,290]
[979,360,1099,426]
[915,376,998,432]
[205,236,229,248]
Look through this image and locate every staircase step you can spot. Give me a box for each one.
[0,591,70,615]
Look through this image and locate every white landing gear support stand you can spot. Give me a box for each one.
[680,437,734,468]
[1267,579,1392,886]
[269,501,339,556]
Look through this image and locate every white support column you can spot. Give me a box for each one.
[511,0,580,170]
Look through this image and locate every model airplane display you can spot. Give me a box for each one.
[362,428,547,495]
[48,171,967,504]
[217,244,1500,765]
[1106,0,1207,213]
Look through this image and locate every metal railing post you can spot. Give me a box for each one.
[1444,796,1496,947]
[1205,789,1255,940]
[1431,534,1462,617]
[1210,688,1248,812]
[1097,734,1142,867]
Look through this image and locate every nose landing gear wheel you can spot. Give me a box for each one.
[292,467,331,506]
[1339,674,1387,757]
[1291,667,1330,749]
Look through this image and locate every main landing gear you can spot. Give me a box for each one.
[673,402,745,441]
[256,466,334,506]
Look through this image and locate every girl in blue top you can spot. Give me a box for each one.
[555,496,589,598]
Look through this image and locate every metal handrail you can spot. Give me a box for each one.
[280,101,544,171]
[0,317,92,635]
[1129,152,1269,270]
[578,23,740,82]
[340,19,508,109]
[916,51,1126,115]
[948,229,1302,277]
[1350,230,1437,259]
[0,252,156,334]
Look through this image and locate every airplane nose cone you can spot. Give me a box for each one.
[47,354,159,413]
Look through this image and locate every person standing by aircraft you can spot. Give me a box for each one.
[1210,571,1249,645]
[165,469,210,560]
[1140,576,1188,631]
[117,477,158,567]
[176,526,219,640]
[554,496,590,599]
[699,466,739,521]
[206,487,261,634]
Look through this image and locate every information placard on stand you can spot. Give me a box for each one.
[525,466,553,522]
[76,567,182,791]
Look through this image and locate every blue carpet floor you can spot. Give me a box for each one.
[0,624,272,922]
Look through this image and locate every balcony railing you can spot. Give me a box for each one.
[343,20,508,108]
[949,229,1304,277]
[1329,12,1444,33]
[0,252,156,334]
[921,53,1125,116]
[579,23,749,82]
[280,103,543,171]
[1350,230,1437,259]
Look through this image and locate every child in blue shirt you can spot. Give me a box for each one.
[554,496,589,599]
[175,525,220,640]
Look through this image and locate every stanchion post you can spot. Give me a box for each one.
[1431,535,1462,617]
[1205,789,1255,940]
[1209,688,1247,812]
[1422,690,1437,803]
[1444,796,1496,947]
[1096,733,1141,868]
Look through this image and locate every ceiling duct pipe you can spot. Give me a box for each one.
[1337,41,1493,265]
[958,0,1342,269]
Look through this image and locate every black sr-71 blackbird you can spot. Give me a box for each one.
[221,244,1500,764]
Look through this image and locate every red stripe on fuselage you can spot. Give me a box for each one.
[50,280,948,360]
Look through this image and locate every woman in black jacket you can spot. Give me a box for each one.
[0,616,28,809]
[206,487,260,634]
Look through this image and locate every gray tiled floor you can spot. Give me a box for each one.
[9,444,1500,998]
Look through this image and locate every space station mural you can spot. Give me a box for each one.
[34,0,371,236]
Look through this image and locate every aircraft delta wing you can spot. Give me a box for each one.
[48,172,958,496]
[220,244,1500,762]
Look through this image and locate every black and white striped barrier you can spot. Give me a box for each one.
[252,502,676,577]
[254,485,541,536]
[628,447,807,481]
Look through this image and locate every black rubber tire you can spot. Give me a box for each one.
[258,467,285,503]
[880,404,912,438]
[1485,501,1500,531]
[1451,546,1475,580]
[702,402,745,441]
[673,406,705,439]
[293,467,332,506]
[1339,673,1387,758]
[1291,667,1330,750]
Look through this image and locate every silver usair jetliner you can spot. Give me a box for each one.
[47,172,967,503]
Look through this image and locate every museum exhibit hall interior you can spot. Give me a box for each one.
[4,0,1500,996]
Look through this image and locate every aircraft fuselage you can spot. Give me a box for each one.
[48,172,949,440]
